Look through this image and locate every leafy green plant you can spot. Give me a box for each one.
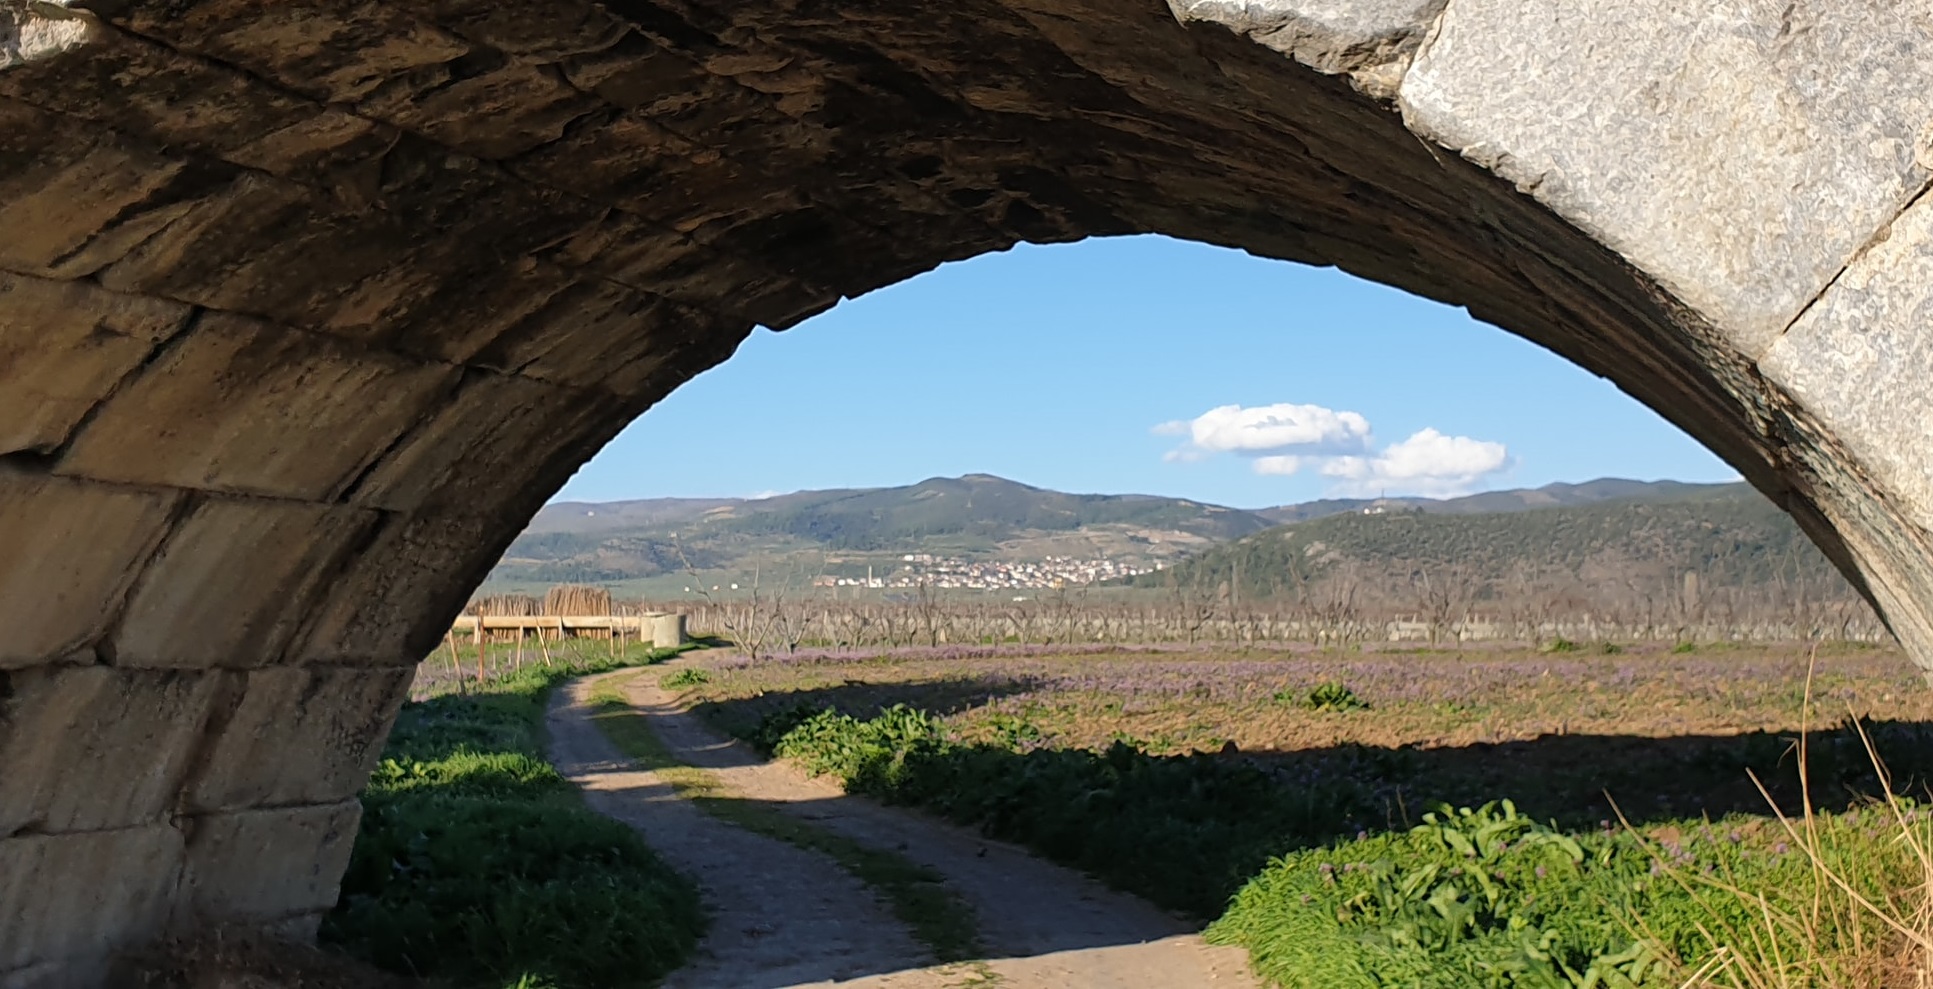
[660,667,712,689]
[1545,638,1582,653]
[1203,799,1823,988]
[982,710,1044,747]
[773,704,948,789]
[1303,682,1370,712]
[1671,641,1698,654]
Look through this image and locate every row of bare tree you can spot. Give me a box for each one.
[637,561,1884,658]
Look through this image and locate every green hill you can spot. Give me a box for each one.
[1137,483,1850,600]
[490,474,1280,587]
[489,475,1833,598]
[699,474,1270,550]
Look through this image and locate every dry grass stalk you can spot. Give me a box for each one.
[545,584,612,617]
[1657,644,1933,989]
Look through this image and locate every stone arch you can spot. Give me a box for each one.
[2,0,1930,980]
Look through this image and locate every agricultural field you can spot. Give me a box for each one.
[669,640,1933,986]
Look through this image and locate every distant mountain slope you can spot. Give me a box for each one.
[491,475,1798,591]
[492,474,1280,585]
[1252,478,1743,524]
[528,497,741,535]
[697,474,1273,550]
[1138,484,1848,599]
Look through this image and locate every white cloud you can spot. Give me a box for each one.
[1167,403,1372,456]
[1318,429,1509,496]
[1158,404,1509,497]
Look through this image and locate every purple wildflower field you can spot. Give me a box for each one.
[679,639,1933,827]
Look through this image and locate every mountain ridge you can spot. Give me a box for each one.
[1132,482,1848,600]
[531,474,1747,535]
[491,475,1769,591]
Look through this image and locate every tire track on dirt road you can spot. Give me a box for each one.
[550,666,1259,988]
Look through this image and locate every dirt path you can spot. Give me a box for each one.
[547,679,931,988]
[549,665,1259,989]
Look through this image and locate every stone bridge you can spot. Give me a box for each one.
[0,0,1929,981]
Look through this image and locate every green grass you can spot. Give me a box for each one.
[321,651,702,988]
[748,701,1933,987]
[746,702,1359,920]
[586,677,984,965]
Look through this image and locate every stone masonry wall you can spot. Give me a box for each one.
[0,0,1928,981]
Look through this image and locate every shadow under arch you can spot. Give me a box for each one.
[4,0,1933,977]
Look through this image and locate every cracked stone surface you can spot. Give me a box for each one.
[2,0,1933,981]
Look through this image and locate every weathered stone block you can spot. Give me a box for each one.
[0,472,178,668]
[427,0,628,60]
[186,665,410,812]
[226,108,394,193]
[381,256,581,365]
[0,826,183,971]
[0,1,99,72]
[115,0,473,105]
[1170,0,1446,81]
[57,313,458,500]
[0,13,343,168]
[93,172,422,326]
[0,98,200,279]
[480,278,667,385]
[0,272,192,455]
[358,58,600,160]
[560,30,704,108]
[295,504,576,664]
[1763,192,1933,535]
[177,801,361,924]
[347,371,598,512]
[113,499,379,668]
[509,108,698,205]
[0,665,225,835]
[1400,0,1933,354]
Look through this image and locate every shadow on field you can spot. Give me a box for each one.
[689,678,1933,919]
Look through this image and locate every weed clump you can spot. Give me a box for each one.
[1205,799,1808,988]
[1269,682,1369,712]
[1302,682,1370,712]
[660,667,712,689]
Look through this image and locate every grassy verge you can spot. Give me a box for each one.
[748,702,1933,987]
[751,702,1362,920]
[586,676,984,966]
[321,648,702,988]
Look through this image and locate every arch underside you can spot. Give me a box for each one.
[1,0,1930,979]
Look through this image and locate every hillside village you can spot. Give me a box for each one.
[813,553,1163,591]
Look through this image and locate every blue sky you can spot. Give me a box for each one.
[555,235,1737,509]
